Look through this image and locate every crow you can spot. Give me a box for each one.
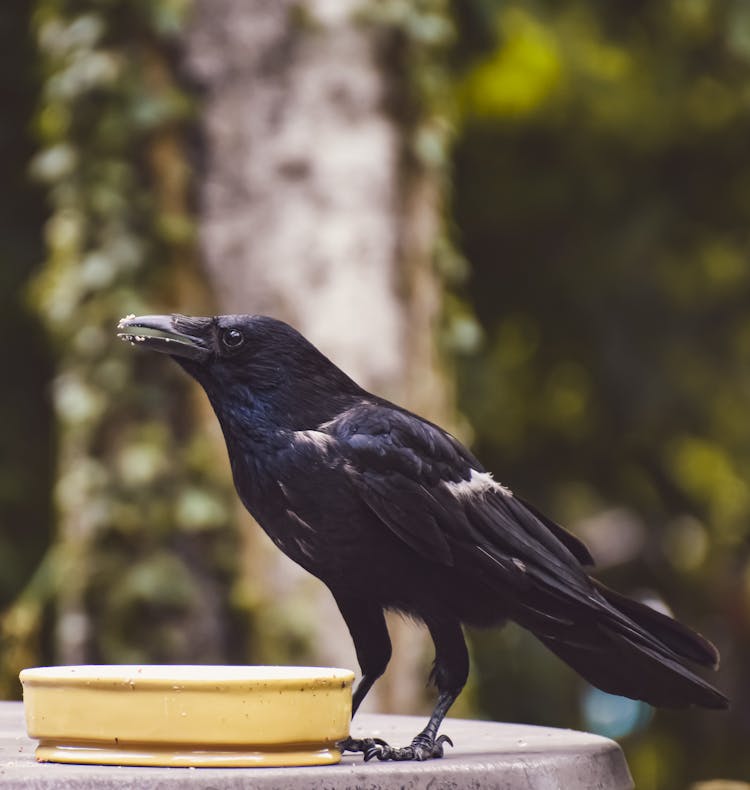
[117,312,728,761]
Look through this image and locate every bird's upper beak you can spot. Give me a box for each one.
[117,314,212,362]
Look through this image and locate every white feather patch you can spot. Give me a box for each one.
[294,431,334,452]
[444,469,512,500]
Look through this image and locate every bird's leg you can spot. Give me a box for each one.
[366,688,458,761]
[330,592,394,759]
[338,671,392,760]
[354,617,469,762]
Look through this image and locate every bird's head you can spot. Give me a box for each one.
[117,313,362,427]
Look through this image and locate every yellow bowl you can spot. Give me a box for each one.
[20,664,354,767]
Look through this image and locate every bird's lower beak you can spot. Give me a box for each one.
[117,314,211,362]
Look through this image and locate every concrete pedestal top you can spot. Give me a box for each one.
[0,700,633,789]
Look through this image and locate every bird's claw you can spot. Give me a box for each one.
[341,733,453,762]
[338,735,389,761]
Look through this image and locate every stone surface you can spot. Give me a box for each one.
[0,701,633,789]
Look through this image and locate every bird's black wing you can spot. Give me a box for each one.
[321,402,725,684]
[322,402,594,584]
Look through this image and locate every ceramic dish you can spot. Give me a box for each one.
[20,664,354,767]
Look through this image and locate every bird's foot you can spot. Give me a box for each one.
[338,736,390,761]
[340,732,453,762]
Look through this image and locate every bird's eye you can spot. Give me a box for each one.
[220,328,244,349]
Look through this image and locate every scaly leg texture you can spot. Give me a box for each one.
[363,690,457,761]
[342,615,469,762]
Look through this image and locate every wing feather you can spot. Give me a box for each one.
[322,403,596,588]
[354,469,454,565]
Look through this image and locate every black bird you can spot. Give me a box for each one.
[118,313,728,761]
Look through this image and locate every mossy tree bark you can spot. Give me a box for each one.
[0,4,247,694]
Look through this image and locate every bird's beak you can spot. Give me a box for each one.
[116,314,211,362]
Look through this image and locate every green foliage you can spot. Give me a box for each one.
[452,1,750,786]
[361,0,456,149]
[0,0,246,693]
[357,1,480,358]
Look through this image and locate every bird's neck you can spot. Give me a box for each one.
[202,382,359,480]
[207,397,287,511]
[209,394,285,455]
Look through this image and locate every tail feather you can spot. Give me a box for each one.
[593,579,720,669]
[539,626,728,709]
[465,493,728,709]
[533,582,728,710]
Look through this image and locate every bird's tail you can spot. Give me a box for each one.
[534,579,728,709]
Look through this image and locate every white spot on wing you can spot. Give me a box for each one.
[294,430,334,452]
[444,469,512,500]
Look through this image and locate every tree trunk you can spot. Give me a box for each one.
[183,0,453,713]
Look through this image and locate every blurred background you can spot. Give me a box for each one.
[1,1,749,787]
